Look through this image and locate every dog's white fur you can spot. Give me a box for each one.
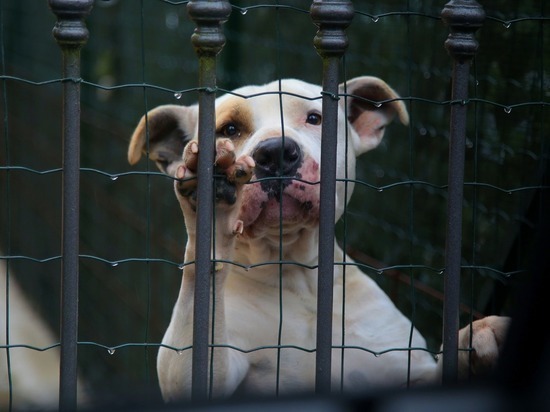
[128,77,509,401]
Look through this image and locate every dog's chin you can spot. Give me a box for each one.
[257,195,316,226]
[241,192,319,236]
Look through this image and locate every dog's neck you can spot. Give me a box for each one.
[235,226,320,267]
[226,226,344,295]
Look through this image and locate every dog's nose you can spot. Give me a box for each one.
[252,137,302,178]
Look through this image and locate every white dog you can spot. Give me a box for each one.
[128,77,509,401]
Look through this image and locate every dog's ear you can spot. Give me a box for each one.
[340,76,409,155]
[128,104,197,175]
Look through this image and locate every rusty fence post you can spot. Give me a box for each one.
[310,0,354,394]
[48,0,93,410]
[441,0,485,384]
[187,0,231,401]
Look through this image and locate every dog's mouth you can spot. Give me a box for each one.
[236,137,321,234]
[239,161,320,234]
[240,186,318,232]
[257,191,314,224]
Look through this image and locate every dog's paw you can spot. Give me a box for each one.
[218,140,256,184]
[458,315,510,378]
[175,138,255,206]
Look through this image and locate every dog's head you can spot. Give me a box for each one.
[128,76,408,238]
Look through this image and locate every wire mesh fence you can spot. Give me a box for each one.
[0,0,548,410]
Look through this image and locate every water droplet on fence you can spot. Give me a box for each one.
[240,8,248,15]
[374,102,382,108]
[377,188,384,193]
[111,262,119,267]
[374,353,380,357]
[177,349,184,355]
[371,16,379,23]
[178,263,184,270]
[504,106,512,114]
[434,354,440,361]
[110,175,118,181]
[107,348,116,355]
[503,22,511,29]
[174,92,182,100]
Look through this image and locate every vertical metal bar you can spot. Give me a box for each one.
[48,0,93,410]
[0,1,14,408]
[187,0,231,402]
[310,0,354,395]
[441,0,485,385]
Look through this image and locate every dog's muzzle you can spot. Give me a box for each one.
[252,137,303,199]
[238,136,319,232]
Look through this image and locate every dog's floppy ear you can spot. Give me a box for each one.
[128,104,197,175]
[341,76,409,155]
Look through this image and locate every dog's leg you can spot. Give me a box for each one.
[157,138,254,401]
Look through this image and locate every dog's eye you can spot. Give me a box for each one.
[221,123,240,138]
[306,112,322,126]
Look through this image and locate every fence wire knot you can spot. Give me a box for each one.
[203,86,218,94]
[450,98,470,106]
[61,77,83,84]
[320,90,340,101]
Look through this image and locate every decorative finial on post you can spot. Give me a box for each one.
[49,0,94,48]
[310,0,355,58]
[441,0,486,63]
[187,0,232,57]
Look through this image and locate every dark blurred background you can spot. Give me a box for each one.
[0,0,548,404]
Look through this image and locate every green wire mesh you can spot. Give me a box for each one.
[0,0,548,404]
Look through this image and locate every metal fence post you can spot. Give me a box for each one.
[441,0,485,384]
[186,0,231,401]
[310,0,354,394]
[48,0,93,410]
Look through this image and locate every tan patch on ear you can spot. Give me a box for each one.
[215,98,254,145]
[127,104,197,173]
[128,115,148,165]
[129,109,183,164]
